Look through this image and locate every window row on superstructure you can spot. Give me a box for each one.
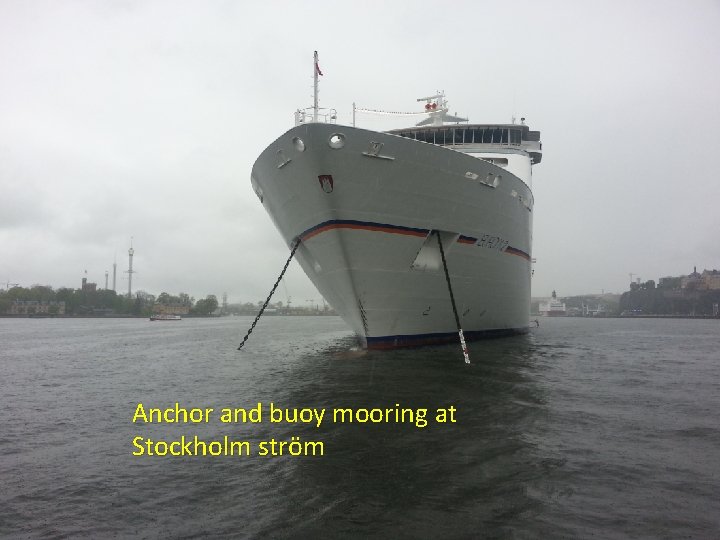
[391,125,540,148]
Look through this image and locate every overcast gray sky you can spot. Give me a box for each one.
[2,0,719,303]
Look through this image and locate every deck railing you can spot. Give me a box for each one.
[294,107,338,126]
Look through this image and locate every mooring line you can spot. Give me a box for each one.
[436,231,471,364]
[237,239,301,350]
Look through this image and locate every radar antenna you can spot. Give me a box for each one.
[415,91,467,126]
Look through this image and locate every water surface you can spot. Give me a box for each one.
[1,316,718,538]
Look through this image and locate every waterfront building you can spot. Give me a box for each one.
[701,269,720,290]
[8,300,66,315]
[152,303,190,315]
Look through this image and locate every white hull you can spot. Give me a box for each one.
[252,122,535,348]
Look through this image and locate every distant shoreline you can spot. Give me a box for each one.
[2,314,714,321]
[530,314,719,320]
[616,314,719,320]
[0,313,340,319]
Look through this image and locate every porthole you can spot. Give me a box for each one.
[328,133,346,149]
[292,137,305,152]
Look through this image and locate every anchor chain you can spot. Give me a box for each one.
[237,239,301,350]
[436,231,471,364]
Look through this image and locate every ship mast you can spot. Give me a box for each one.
[313,51,320,122]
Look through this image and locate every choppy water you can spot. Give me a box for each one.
[1,316,719,539]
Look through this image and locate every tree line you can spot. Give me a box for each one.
[0,285,218,316]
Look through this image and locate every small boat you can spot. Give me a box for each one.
[149,314,182,321]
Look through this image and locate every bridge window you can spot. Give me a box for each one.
[395,126,527,146]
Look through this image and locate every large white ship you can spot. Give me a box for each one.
[251,55,542,349]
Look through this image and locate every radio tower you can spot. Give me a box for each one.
[112,255,117,292]
[126,238,136,298]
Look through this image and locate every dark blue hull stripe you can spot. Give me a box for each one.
[365,327,529,350]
